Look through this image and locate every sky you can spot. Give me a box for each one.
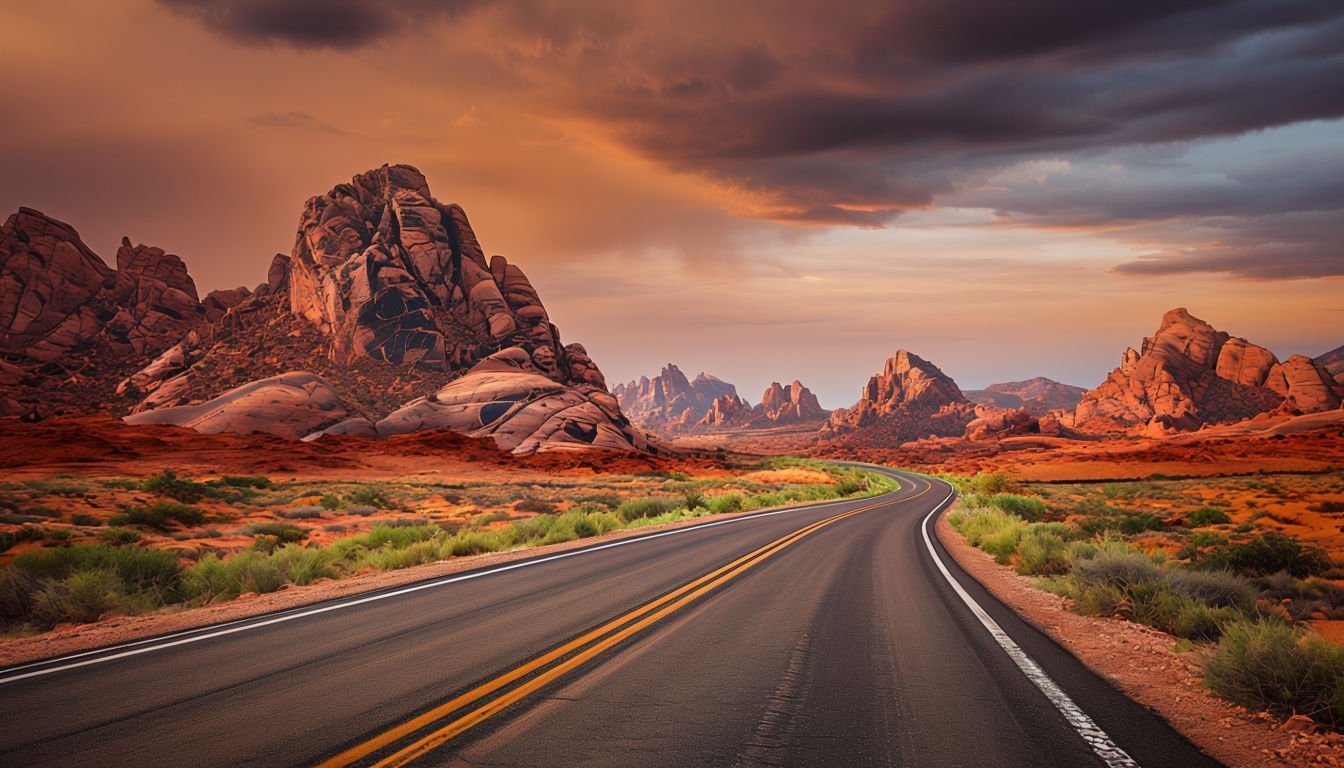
[2,0,1342,409]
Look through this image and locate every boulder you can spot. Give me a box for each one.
[377,349,655,454]
[124,371,352,440]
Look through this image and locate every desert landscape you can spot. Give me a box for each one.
[4,3,1344,767]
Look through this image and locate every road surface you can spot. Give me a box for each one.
[0,469,1222,767]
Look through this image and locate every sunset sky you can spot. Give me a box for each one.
[2,1,1341,408]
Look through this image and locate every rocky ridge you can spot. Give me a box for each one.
[613,364,736,435]
[819,350,985,448]
[964,377,1086,416]
[1066,308,1343,436]
[1,166,657,454]
[697,381,829,429]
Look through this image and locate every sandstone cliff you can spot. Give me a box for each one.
[820,350,978,447]
[2,166,657,454]
[1067,308,1343,435]
[697,381,829,429]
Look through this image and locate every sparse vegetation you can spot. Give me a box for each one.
[948,472,1344,729]
[0,458,895,636]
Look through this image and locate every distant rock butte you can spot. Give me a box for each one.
[964,377,1086,416]
[821,350,981,446]
[1316,344,1344,387]
[613,364,737,434]
[697,381,829,429]
[1066,308,1344,435]
[2,166,658,454]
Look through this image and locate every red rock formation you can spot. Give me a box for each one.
[0,208,116,362]
[820,350,976,447]
[695,380,830,430]
[1067,308,1343,434]
[614,364,737,434]
[123,372,353,441]
[963,377,1086,416]
[696,393,754,428]
[1316,344,1344,387]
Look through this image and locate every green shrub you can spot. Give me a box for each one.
[1188,506,1232,527]
[969,472,1019,495]
[989,494,1048,523]
[1119,512,1164,535]
[1071,550,1163,591]
[30,569,125,626]
[1016,524,1070,575]
[1201,532,1332,578]
[98,528,142,545]
[707,494,744,515]
[143,469,208,503]
[70,513,101,527]
[219,475,271,489]
[516,498,558,515]
[1165,569,1256,610]
[243,522,309,544]
[116,501,205,531]
[615,496,680,522]
[1205,619,1344,726]
[980,520,1026,565]
[280,506,325,519]
[347,484,393,509]
[319,494,344,511]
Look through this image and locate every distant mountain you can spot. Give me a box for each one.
[3,165,659,454]
[613,364,736,435]
[964,377,1086,416]
[697,380,829,429]
[1065,308,1343,436]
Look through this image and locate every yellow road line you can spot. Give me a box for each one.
[320,483,924,767]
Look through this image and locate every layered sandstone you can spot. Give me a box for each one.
[1067,308,1343,435]
[696,381,829,429]
[820,350,977,447]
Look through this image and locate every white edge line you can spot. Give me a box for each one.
[0,490,899,685]
[918,480,1141,768]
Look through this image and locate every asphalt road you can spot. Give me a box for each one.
[0,469,1223,767]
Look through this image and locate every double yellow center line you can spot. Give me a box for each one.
[319,489,915,767]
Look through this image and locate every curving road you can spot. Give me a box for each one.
[0,469,1222,767]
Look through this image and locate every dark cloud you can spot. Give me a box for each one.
[157,0,487,49]
[250,111,347,134]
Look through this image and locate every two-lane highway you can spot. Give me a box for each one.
[0,469,1222,766]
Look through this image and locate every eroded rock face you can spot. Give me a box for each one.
[0,208,115,361]
[820,350,976,446]
[123,372,352,440]
[104,239,203,356]
[1317,344,1344,387]
[698,381,830,429]
[288,164,575,379]
[1067,308,1343,434]
[614,364,737,434]
[964,378,1086,416]
[377,348,655,454]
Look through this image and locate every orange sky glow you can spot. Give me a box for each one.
[2,1,1341,407]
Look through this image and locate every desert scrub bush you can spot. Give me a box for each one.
[1165,569,1257,611]
[1071,550,1164,591]
[346,504,378,517]
[988,494,1048,523]
[615,496,680,523]
[69,513,101,527]
[346,484,394,509]
[280,506,325,519]
[569,492,621,510]
[142,469,209,503]
[1204,618,1344,726]
[243,522,309,544]
[1199,532,1332,578]
[516,498,558,515]
[980,520,1027,565]
[1187,506,1232,527]
[967,471,1020,496]
[97,528,142,545]
[707,493,744,515]
[112,501,205,531]
[319,494,344,511]
[4,543,184,627]
[948,506,1022,550]
[1015,524,1071,575]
